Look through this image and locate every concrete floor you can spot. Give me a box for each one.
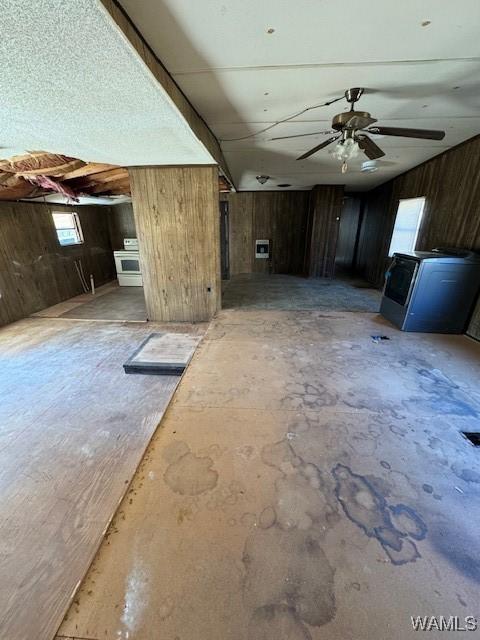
[57,309,480,640]
[61,286,147,322]
[222,273,382,311]
[34,273,379,324]
[33,282,147,322]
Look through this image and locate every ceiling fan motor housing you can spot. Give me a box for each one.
[345,87,364,103]
[332,111,374,131]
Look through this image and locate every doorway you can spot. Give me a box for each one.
[335,195,362,277]
[220,200,230,280]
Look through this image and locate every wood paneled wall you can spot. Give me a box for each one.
[129,166,220,322]
[356,135,480,339]
[108,202,136,250]
[227,192,254,275]
[0,201,115,326]
[305,185,344,278]
[225,191,310,276]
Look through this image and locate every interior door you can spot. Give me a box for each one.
[220,201,229,280]
[305,186,343,278]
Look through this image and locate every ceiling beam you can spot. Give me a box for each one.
[88,177,131,195]
[62,162,118,180]
[99,0,234,189]
[219,175,232,192]
[67,168,128,190]
[83,168,128,184]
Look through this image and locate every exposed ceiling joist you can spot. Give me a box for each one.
[61,163,117,180]
[0,151,232,202]
[83,168,129,184]
[89,177,131,195]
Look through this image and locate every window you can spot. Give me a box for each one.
[52,211,84,246]
[388,197,426,257]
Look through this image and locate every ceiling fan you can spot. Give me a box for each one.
[272,88,446,172]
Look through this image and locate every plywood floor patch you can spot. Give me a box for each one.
[0,316,203,640]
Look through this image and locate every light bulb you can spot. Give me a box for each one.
[343,138,359,159]
[331,142,345,161]
[350,141,360,158]
[331,138,360,173]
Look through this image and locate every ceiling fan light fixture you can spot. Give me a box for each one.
[330,143,343,161]
[331,138,360,162]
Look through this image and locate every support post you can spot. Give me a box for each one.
[129,165,221,322]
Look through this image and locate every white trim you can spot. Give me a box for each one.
[388,197,426,257]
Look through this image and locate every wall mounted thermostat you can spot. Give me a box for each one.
[255,239,270,259]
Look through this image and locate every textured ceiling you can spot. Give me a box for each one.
[0,0,213,167]
[120,0,480,190]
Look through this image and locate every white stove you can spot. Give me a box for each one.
[114,238,143,286]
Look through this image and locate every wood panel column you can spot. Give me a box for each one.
[129,166,221,322]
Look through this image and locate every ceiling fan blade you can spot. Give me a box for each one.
[368,126,445,140]
[357,135,385,159]
[271,130,334,141]
[296,135,340,160]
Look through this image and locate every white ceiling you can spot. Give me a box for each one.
[120,0,480,190]
[0,0,213,167]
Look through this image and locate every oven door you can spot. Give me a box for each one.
[384,256,418,307]
[114,251,141,275]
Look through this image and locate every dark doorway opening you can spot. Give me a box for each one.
[220,200,229,280]
[335,194,363,277]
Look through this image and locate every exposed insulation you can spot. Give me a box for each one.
[0,152,85,176]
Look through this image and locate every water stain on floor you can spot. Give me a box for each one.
[429,520,480,584]
[333,464,427,565]
[407,368,478,417]
[239,437,339,635]
[450,463,480,484]
[283,380,338,411]
[243,527,336,631]
[248,604,313,640]
[261,439,339,531]
[163,441,219,495]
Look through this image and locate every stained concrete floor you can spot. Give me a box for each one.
[61,286,147,322]
[57,309,480,640]
[222,273,382,311]
[33,282,147,322]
